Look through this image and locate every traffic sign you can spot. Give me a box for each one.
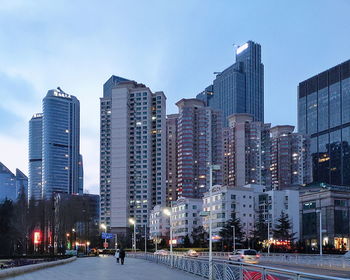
[103,242,108,249]
[102,232,114,239]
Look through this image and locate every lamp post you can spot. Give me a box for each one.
[316,209,322,256]
[129,218,136,252]
[231,225,235,252]
[100,224,107,249]
[267,217,270,255]
[72,228,76,250]
[163,205,173,267]
[144,224,147,254]
[209,164,220,280]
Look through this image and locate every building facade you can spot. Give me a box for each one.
[300,184,350,251]
[202,184,265,239]
[166,114,179,206]
[223,113,271,188]
[298,60,350,186]
[270,125,312,190]
[171,197,202,243]
[149,205,170,240]
[176,99,222,198]
[100,77,166,235]
[258,189,300,241]
[42,89,81,199]
[15,169,28,199]
[0,162,16,201]
[29,113,43,200]
[197,41,264,125]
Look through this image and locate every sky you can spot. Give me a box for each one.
[1,0,350,194]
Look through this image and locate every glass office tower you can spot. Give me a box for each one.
[197,41,264,126]
[29,113,43,200]
[42,89,80,199]
[298,60,350,185]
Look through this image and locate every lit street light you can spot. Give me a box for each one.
[208,164,220,280]
[129,218,136,252]
[100,223,107,249]
[163,205,173,267]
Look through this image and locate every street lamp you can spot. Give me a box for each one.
[129,218,136,252]
[100,223,107,249]
[163,206,173,267]
[231,225,235,252]
[209,164,220,280]
[316,209,322,256]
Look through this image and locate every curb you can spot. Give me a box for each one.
[0,257,77,278]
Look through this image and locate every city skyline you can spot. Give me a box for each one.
[1,1,350,194]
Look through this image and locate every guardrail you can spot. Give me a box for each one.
[196,252,350,270]
[130,253,348,280]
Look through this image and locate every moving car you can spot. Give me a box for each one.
[154,249,169,256]
[228,249,260,264]
[184,249,199,257]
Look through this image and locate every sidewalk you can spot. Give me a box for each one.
[9,255,202,280]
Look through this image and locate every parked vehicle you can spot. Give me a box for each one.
[184,249,199,257]
[154,249,169,256]
[228,249,260,264]
[343,251,350,259]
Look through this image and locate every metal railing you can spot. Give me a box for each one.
[129,253,349,280]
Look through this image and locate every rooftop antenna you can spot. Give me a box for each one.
[233,43,238,63]
[57,87,67,94]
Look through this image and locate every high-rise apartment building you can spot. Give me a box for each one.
[100,76,129,228]
[29,113,43,200]
[166,114,179,206]
[270,126,312,190]
[298,60,350,186]
[176,99,222,198]
[197,41,264,125]
[100,76,166,235]
[223,113,271,188]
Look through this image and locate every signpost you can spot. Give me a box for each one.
[102,232,114,239]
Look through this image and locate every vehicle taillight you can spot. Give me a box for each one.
[256,254,260,258]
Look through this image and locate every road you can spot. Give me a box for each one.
[9,255,202,280]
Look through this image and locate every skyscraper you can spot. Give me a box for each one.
[223,113,271,187]
[0,162,16,201]
[270,125,312,190]
[100,75,129,228]
[100,76,166,235]
[197,41,264,126]
[40,88,81,199]
[29,113,43,200]
[15,168,28,199]
[166,114,179,206]
[0,163,28,201]
[298,60,350,185]
[176,99,222,198]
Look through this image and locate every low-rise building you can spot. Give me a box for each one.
[258,189,300,240]
[300,183,350,251]
[149,205,170,240]
[171,197,202,244]
[202,184,265,239]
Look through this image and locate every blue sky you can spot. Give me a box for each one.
[1,0,350,194]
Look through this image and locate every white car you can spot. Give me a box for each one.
[184,249,199,257]
[228,249,260,264]
[154,249,169,256]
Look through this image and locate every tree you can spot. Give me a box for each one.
[251,214,268,241]
[191,226,208,248]
[0,199,16,256]
[183,234,192,248]
[273,211,296,241]
[219,215,244,251]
